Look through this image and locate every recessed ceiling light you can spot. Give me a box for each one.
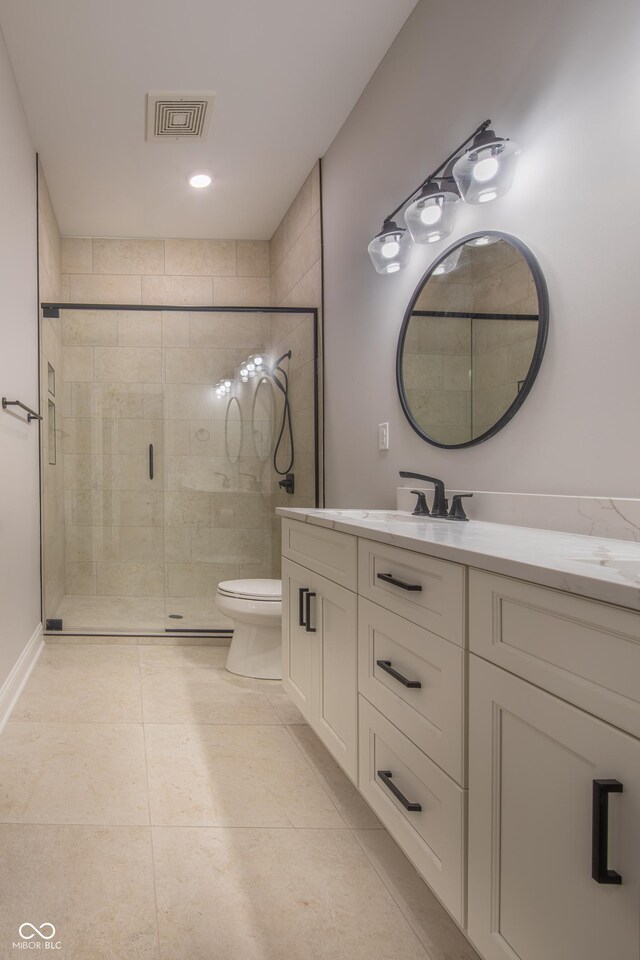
[189,172,212,189]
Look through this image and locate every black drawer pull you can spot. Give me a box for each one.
[376,660,422,688]
[148,443,154,480]
[298,587,310,627]
[305,591,316,633]
[592,779,623,884]
[377,572,422,592]
[377,770,422,811]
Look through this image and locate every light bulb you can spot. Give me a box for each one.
[381,239,400,259]
[247,362,255,371]
[387,263,401,274]
[472,155,500,182]
[240,367,248,376]
[420,204,442,225]
[189,173,212,189]
[254,356,263,366]
[478,190,498,203]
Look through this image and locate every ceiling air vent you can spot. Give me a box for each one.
[146,92,214,141]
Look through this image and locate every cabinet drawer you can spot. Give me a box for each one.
[358,539,465,644]
[282,519,357,591]
[358,597,465,785]
[469,569,640,738]
[358,696,465,925]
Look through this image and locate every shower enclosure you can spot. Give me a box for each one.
[40,303,319,636]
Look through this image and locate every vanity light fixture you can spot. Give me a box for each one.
[189,172,212,189]
[367,219,411,275]
[404,168,460,245]
[368,119,520,275]
[452,128,520,205]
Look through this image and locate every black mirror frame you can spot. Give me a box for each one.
[396,231,549,449]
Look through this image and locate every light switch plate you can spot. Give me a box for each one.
[378,422,389,450]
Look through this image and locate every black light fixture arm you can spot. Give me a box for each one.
[385,119,492,223]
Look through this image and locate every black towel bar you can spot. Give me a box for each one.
[2,398,42,422]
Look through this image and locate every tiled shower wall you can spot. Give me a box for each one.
[58,184,322,625]
[405,273,473,445]
[269,162,323,570]
[60,238,274,625]
[38,164,65,616]
[470,244,538,436]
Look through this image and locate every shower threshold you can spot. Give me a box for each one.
[49,595,233,637]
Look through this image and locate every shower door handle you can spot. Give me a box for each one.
[148,443,154,480]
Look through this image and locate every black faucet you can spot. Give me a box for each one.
[399,471,449,518]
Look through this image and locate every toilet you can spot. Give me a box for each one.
[216,579,283,680]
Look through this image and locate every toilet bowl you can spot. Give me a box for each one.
[216,579,282,680]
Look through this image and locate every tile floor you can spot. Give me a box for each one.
[0,642,479,959]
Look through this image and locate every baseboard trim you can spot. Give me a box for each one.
[0,623,44,734]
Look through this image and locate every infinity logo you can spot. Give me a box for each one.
[18,923,56,941]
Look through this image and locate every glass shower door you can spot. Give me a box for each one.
[161,309,273,633]
[50,304,318,636]
[59,307,166,634]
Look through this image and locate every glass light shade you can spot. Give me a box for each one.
[432,245,463,276]
[405,185,459,245]
[453,136,520,204]
[368,220,411,275]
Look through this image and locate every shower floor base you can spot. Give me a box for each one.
[51,595,233,636]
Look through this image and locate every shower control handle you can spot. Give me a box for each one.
[148,443,154,481]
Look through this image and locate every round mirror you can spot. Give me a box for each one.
[252,376,275,462]
[224,396,242,463]
[397,232,548,448]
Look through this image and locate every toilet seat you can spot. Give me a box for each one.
[217,578,282,602]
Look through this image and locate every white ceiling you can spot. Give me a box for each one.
[0,0,417,239]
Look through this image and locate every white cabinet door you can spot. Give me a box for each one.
[281,558,358,782]
[282,558,314,720]
[310,571,358,782]
[468,655,640,960]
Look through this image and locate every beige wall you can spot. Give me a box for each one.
[61,237,271,306]
[38,164,65,620]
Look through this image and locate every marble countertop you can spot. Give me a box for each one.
[276,507,640,611]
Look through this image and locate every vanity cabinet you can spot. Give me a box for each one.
[282,518,468,923]
[282,553,358,782]
[467,655,640,960]
[280,514,640,960]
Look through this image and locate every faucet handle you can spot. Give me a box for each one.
[410,490,430,517]
[448,494,473,521]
